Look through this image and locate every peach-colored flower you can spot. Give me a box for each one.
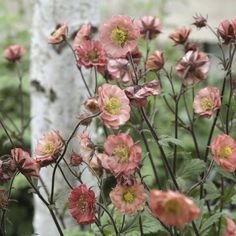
[222,217,236,236]
[218,19,236,44]
[110,180,146,214]
[0,159,17,184]
[176,50,210,85]
[11,148,40,177]
[68,184,96,225]
[35,131,64,167]
[136,16,162,40]
[98,84,130,129]
[193,86,221,118]
[125,80,161,107]
[48,23,68,44]
[100,15,140,58]
[149,190,200,226]
[211,134,236,172]
[169,27,191,45]
[4,45,26,62]
[146,50,164,71]
[76,40,107,70]
[84,96,99,113]
[73,23,92,49]
[98,133,141,176]
[70,152,83,167]
[78,132,95,158]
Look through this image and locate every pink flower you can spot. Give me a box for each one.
[146,50,164,71]
[98,84,130,129]
[78,132,95,158]
[136,16,162,40]
[68,184,96,225]
[193,86,221,118]
[149,190,200,226]
[100,15,140,58]
[0,159,17,184]
[35,131,64,167]
[73,23,92,49]
[110,180,146,214]
[169,27,191,45]
[125,80,161,107]
[98,133,141,176]
[70,152,83,167]
[218,19,236,44]
[176,50,210,85]
[222,217,236,236]
[48,23,68,44]
[11,148,40,177]
[211,134,236,172]
[4,45,26,62]
[76,40,107,70]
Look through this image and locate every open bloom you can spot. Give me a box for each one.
[193,86,221,118]
[98,84,130,129]
[48,23,68,44]
[211,134,236,172]
[149,190,200,226]
[76,40,107,69]
[146,50,164,71]
[35,131,64,167]
[169,27,191,45]
[218,19,236,44]
[11,148,40,177]
[98,133,141,176]
[100,15,140,58]
[110,181,146,214]
[4,45,26,62]
[136,16,162,40]
[176,50,210,85]
[222,217,236,236]
[68,184,96,225]
[73,23,92,49]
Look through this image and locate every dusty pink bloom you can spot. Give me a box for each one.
[70,152,83,167]
[136,16,162,40]
[211,134,236,172]
[73,23,92,49]
[84,96,99,113]
[146,50,164,71]
[110,180,146,214]
[107,58,132,83]
[149,190,200,226]
[79,132,95,158]
[169,27,191,45]
[35,131,64,167]
[0,189,8,209]
[184,42,199,53]
[98,133,141,176]
[98,84,130,129]
[11,148,40,177]
[176,50,210,85]
[222,217,236,236]
[48,23,68,44]
[125,80,161,107]
[4,45,26,62]
[218,19,236,44]
[68,184,96,225]
[0,159,17,184]
[89,155,103,177]
[76,40,107,70]
[100,15,140,58]
[193,86,221,118]
[193,14,207,29]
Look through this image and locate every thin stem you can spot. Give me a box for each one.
[128,52,138,85]
[0,118,15,147]
[94,67,98,94]
[139,215,144,236]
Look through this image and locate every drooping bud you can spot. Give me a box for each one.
[169,27,191,45]
[146,50,164,71]
[84,96,99,113]
[48,23,68,44]
[70,152,83,166]
[4,45,26,62]
[192,14,207,29]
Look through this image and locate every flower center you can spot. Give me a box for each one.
[165,199,181,215]
[113,145,129,162]
[43,142,55,154]
[220,146,232,159]
[200,97,214,111]
[77,194,87,214]
[104,97,121,115]
[123,189,135,203]
[86,49,98,62]
[111,27,128,47]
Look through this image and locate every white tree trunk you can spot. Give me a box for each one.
[30,1,99,235]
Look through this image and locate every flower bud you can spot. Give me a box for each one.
[169,27,191,45]
[4,45,26,62]
[84,96,99,113]
[70,152,83,166]
[89,156,103,177]
[217,19,236,44]
[193,14,207,29]
[146,50,164,71]
[48,23,68,44]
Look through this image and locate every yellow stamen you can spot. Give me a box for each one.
[43,142,55,154]
[104,97,121,115]
[77,195,87,214]
[200,97,214,111]
[111,27,128,47]
[113,145,129,162]
[165,199,181,214]
[123,189,135,203]
[220,146,232,159]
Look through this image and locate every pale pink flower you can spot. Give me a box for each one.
[211,134,236,172]
[110,180,146,214]
[222,217,236,236]
[68,184,96,225]
[35,131,64,167]
[218,19,236,44]
[169,27,191,45]
[149,190,200,226]
[100,15,140,58]
[76,40,107,70]
[48,23,68,44]
[98,84,130,129]
[176,50,210,85]
[78,132,95,158]
[146,50,164,71]
[98,133,141,176]
[125,80,161,107]
[4,45,26,62]
[11,148,40,177]
[136,16,162,40]
[73,23,92,49]
[193,86,221,118]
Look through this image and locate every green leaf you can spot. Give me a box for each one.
[216,167,236,181]
[200,213,223,234]
[231,194,236,205]
[159,135,185,148]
